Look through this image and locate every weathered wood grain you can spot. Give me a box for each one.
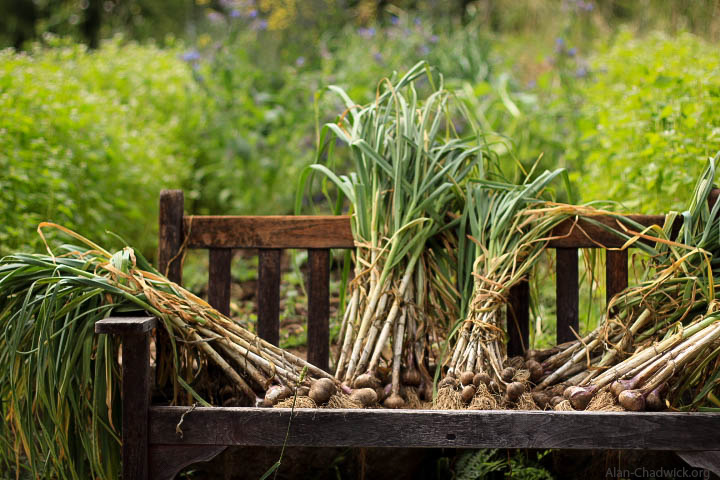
[257,249,281,346]
[677,451,720,477]
[122,331,153,479]
[159,190,184,283]
[150,445,227,480]
[184,216,355,249]
[149,407,720,450]
[556,248,579,344]
[95,316,157,335]
[307,249,330,372]
[606,249,628,312]
[208,248,232,316]
[182,214,676,250]
[507,280,529,357]
[548,215,668,248]
[158,190,184,389]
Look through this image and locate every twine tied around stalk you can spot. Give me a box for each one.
[469,282,510,310]
[465,320,506,342]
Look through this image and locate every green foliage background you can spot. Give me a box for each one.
[572,31,720,212]
[0,37,199,255]
[2,2,720,259]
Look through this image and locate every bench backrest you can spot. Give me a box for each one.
[157,189,719,371]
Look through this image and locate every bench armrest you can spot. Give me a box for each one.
[95,316,157,335]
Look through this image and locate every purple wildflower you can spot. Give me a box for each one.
[414,18,421,26]
[567,47,577,57]
[390,14,399,25]
[248,9,258,18]
[555,37,565,52]
[429,34,438,44]
[358,27,376,38]
[575,66,588,78]
[296,56,305,67]
[230,9,241,18]
[181,50,201,62]
[373,52,383,63]
[206,11,224,23]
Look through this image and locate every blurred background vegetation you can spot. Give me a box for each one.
[3,0,720,258]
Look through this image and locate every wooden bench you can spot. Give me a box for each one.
[95,189,720,479]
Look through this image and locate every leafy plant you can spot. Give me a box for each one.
[570,30,720,212]
[454,449,553,480]
[0,37,199,257]
[455,449,506,480]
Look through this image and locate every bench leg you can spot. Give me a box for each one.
[677,451,720,477]
[121,331,152,479]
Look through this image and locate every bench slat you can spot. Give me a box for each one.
[548,215,667,248]
[606,249,629,313]
[257,249,281,346]
[184,216,355,249]
[208,248,232,316]
[150,406,720,450]
[159,190,185,284]
[182,214,670,250]
[307,249,330,372]
[507,280,529,357]
[556,248,579,344]
[158,190,185,394]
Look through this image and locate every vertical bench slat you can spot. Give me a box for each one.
[208,248,232,316]
[157,190,184,390]
[507,280,530,357]
[257,249,281,346]
[307,249,330,372]
[122,331,152,480]
[556,248,579,344]
[606,249,628,314]
[158,190,184,284]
